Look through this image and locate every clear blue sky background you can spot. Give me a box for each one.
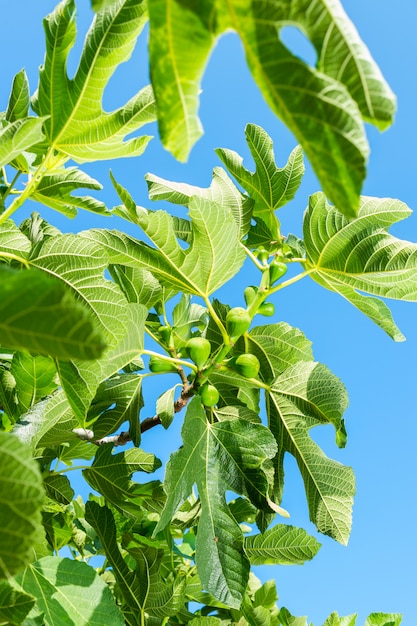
[1,2,416,624]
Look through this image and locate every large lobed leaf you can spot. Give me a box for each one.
[81,189,246,299]
[216,123,304,243]
[0,266,106,361]
[148,0,395,217]
[33,0,156,162]
[154,398,277,607]
[304,193,417,340]
[266,361,354,545]
[16,556,124,625]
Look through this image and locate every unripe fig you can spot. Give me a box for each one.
[185,337,211,369]
[258,302,275,317]
[244,286,258,307]
[269,259,288,285]
[158,325,172,343]
[254,246,269,263]
[234,353,260,378]
[200,383,219,407]
[226,307,251,341]
[149,356,177,373]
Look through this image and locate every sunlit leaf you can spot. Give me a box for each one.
[154,398,277,607]
[266,362,354,544]
[216,124,304,238]
[16,557,124,625]
[245,524,320,565]
[9,352,57,420]
[33,0,155,162]
[5,69,30,122]
[148,0,217,161]
[32,167,109,218]
[0,118,45,168]
[146,166,253,240]
[304,193,417,340]
[81,191,245,298]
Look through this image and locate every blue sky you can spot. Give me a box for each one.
[1,1,416,624]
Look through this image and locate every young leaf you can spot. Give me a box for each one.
[87,373,143,445]
[266,362,355,545]
[146,166,253,240]
[5,69,30,122]
[0,432,44,578]
[244,524,320,566]
[9,352,57,419]
[0,118,46,168]
[83,444,161,510]
[0,580,35,625]
[16,557,125,626]
[33,0,155,162]
[154,398,277,607]
[216,124,304,238]
[0,266,106,361]
[156,385,180,429]
[82,192,246,298]
[32,167,110,218]
[148,0,218,161]
[304,193,417,340]
[85,501,143,616]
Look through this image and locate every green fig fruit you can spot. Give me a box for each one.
[149,356,177,373]
[244,286,258,307]
[234,353,260,378]
[200,383,219,407]
[185,337,211,369]
[258,302,275,317]
[226,307,251,341]
[269,259,288,285]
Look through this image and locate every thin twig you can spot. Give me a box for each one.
[73,379,195,447]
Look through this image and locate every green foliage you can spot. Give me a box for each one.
[0,0,409,624]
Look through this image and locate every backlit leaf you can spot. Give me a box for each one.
[304,193,417,340]
[33,0,155,162]
[266,362,354,544]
